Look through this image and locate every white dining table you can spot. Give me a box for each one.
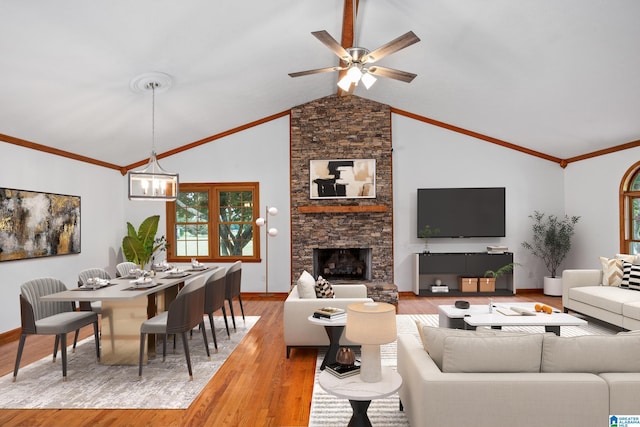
[41,266,219,365]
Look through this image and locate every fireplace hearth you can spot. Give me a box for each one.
[313,248,372,281]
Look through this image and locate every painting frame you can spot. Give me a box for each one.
[0,187,81,262]
[309,159,376,199]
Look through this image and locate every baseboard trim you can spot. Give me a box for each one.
[0,327,20,346]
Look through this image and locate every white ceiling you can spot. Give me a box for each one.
[1,0,639,167]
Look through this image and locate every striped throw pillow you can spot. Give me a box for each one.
[621,261,640,289]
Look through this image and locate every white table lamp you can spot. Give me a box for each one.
[346,301,397,382]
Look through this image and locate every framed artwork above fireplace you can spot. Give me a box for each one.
[309,159,376,199]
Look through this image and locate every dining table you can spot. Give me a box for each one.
[41,265,219,365]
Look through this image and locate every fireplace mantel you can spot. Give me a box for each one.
[298,205,387,214]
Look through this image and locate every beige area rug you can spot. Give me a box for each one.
[1,316,259,409]
[308,313,617,426]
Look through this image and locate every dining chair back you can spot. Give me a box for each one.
[13,277,100,382]
[224,260,244,330]
[115,261,138,278]
[138,275,210,380]
[77,267,111,311]
[204,268,230,349]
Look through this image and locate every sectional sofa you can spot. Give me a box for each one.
[563,268,640,330]
[283,282,372,358]
[397,325,640,427]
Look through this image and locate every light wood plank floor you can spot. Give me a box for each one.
[0,291,562,427]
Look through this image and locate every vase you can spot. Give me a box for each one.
[543,276,563,296]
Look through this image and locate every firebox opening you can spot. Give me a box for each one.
[313,248,372,281]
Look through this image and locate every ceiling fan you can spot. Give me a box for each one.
[288,1,420,91]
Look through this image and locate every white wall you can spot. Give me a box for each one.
[3,111,634,334]
[564,146,640,269]
[391,114,566,292]
[0,143,123,332]
[120,115,292,295]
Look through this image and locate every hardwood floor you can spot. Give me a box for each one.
[0,291,562,427]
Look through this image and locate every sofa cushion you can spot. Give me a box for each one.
[622,261,640,290]
[417,325,480,370]
[542,334,640,373]
[568,286,640,314]
[296,270,317,299]
[622,301,640,321]
[315,276,334,298]
[442,334,544,373]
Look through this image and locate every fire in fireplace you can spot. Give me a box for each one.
[313,248,372,281]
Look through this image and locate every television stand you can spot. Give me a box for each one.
[413,252,514,296]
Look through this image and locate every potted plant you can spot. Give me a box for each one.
[122,215,166,270]
[418,224,440,253]
[481,262,517,292]
[521,211,580,296]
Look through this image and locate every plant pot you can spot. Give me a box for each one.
[543,276,563,296]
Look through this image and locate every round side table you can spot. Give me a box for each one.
[308,315,347,370]
[318,366,402,427]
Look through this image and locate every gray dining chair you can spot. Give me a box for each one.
[204,268,230,350]
[224,261,244,331]
[138,275,210,381]
[77,267,111,312]
[116,261,138,278]
[13,277,100,382]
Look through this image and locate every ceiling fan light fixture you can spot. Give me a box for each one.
[346,65,363,81]
[337,74,353,91]
[361,71,377,89]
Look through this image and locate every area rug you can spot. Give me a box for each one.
[0,316,259,409]
[308,313,617,426]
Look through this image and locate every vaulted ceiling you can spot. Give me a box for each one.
[1,0,639,169]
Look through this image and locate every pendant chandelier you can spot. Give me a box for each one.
[128,72,179,201]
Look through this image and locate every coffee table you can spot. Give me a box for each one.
[318,366,402,427]
[438,302,587,335]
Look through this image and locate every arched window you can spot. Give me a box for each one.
[620,161,640,254]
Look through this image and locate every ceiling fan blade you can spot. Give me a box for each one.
[312,30,351,60]
[368,66,417,83]
[288,66,342,78]
[362,31,420,63]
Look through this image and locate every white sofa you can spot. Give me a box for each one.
[284,284,372,358]
[398,326,640,427]
[563,269,640,330]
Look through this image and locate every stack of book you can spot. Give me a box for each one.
[487,245,508,254]
[313,307,346,320]
[325,362,361,379]
[431,284,449,293]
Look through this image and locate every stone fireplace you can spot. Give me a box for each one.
[289,95,394,284]
[313,248,372,281]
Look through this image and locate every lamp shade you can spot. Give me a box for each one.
[346,302,397,345]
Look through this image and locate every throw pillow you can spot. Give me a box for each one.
[621,261,640,289]
[600,256,624,286]
[315,276,335,298]
[541,334,640,373]
[442,334,544,373]
[296,270,317,299]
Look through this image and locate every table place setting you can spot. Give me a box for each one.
[75,277,112,291]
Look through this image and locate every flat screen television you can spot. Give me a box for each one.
[417,187,506,238]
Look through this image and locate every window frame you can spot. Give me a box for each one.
[620,161,640,254]
[165,182,261,263]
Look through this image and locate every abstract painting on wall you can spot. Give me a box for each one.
[0,188,81,261]
[309,159,376,199]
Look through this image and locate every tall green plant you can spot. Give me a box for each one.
[122,215,164,270]
[521,211,580,278]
